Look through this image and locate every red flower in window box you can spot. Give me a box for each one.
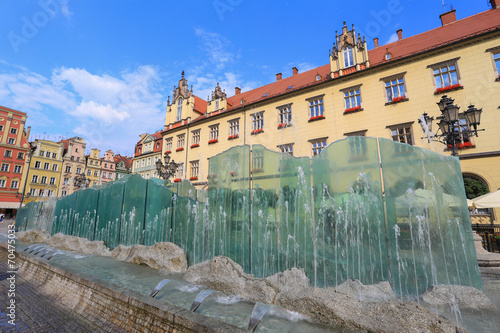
[228,134,239,139]
[344,105,362,114]
[230,171,236,177]
[174,178,182,182]
[434,83,462,94]
[391,96,406,103]
[165,150,171,154]
[189,176,198,181]
[176,147,183,152]
[251,129,263,135]
[252,168,261,173]
[308,115,324,121]
[278,123,287,129]
[190,143,199,148]
[458,142,473,149]
[208,139,218,144]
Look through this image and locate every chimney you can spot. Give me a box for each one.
[373,37,379,48]
[292,67,298,76]
[235,87,241,95]
[276,73,282,81]
[490,0,499,8]
[396,29,403,41]
[440,9,457,26]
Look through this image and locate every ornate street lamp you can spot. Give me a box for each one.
[419,95,484,156]
[18,142,37,209]
[73,173,90,189]
[156,151,178,180]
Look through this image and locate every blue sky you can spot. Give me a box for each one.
[0,0,492,155]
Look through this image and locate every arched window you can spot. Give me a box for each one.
[176,97,183,121]
[343,47,354,67]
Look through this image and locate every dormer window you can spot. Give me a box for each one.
[385,53,391,60]
[176,97,183,122]
[344,47,354,67]
[316,74,321,81]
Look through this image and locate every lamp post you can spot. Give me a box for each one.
[155,151,178,180]
[18,142,37,209]
[419,95,484,156]
[73,173,90,189]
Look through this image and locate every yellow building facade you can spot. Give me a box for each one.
[86,148,101,187]
[23,139,64,204]
[161,8,500,222]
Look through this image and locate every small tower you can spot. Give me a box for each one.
[207,82,228,113]
[329,22,370,78]
[165,71,193,128]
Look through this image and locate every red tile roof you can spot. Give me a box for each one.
[193,95,207,114]
[369,8,500,66]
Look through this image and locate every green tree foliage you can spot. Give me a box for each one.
[463,175,489,199]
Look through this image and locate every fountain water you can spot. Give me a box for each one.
[247,302,275,332]
[150,279,171,298]
[17,137,481,299]
[190,289,215,312]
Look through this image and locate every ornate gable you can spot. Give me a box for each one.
[330,22,369,77]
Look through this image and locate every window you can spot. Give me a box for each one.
[308,95,324,119]
[348,136,367,158]
[49,177,56,185]
[87,170,91,176]
[252,150,264,172]
[40,151,45,157]
[1,164,9,172]
[104,163,108,168]
[343,87,362,110]
[141,159,145,167]
[52,152,56,158]
[278,143,294,155]
[110,165,113,169]
[43,162,50,170]
[192,130,200,146]
[229,119,239,137]
[29,189,36,196]
[65,166,71,173]
[77,157,80,162]
[76,167,81,174]
[52,164,58,171]
[278,104,292,127]
[10,128,17,134]
[47,190,54,197]
[94,171,98,177]
[103,171,107,178]
[34,161,41,169]
[0,180,5,188]
[17,152,24,159]
[384,76,406,102]
[147,158,151,166]
[8,138,15,144]
[108,173,113,179]
[190,160,199,179]
[175,163,184,179]
[10,180,18,189]
[494,51,500,73]
[450,115,473,148]
[251,112,264,133]
[165,137,173,152]
[90,161,93,165]
[387,122,414,150]
[311,138,327,156]
[209,125,219,141]
[429,59,460,89]
[177,134,185,150]
[176,97,183,121]
[0,125,3,131]
[39,189,44,197]
[4,150,12,157]
[41,176,47,184]
[32,175,38,183]
[14,165,21,173]
[75,148,79,153]
[343,47,354,67]
[215,99,219,111]
[63,178,69,185]
[61,190,67,196]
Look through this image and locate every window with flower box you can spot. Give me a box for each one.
[191,130,200,148]
[165,137,172,153]
[228,118,239,139]
[277,143,294,155]
[310,138,327,156]
[307,95,324,121]
[277,104,292,128]
[176,134,185,151]
[428,58,462,94]
[175,163,184,180]
[382,73,407,104]
[251,112,264,134]
[387,122,414,153]
[190,160,199,180]
[342,86,362,113]
[209,125,219,143]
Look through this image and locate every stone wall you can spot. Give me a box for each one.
[12,249,247,333]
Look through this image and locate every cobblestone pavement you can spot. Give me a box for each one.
[0,237,108,332]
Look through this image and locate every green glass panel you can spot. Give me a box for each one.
[15,202,32,231]
[177,179,198,200]
[72,188,99,240]
[52,193,78,235]
[379,137,482,297]
[95,180,125,249]
[312,137,387,288]
[144,179,173,246]
[120,174,148,246]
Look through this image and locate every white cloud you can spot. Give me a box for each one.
[72,101,130,122]
[194,28,235,71]
[386,33,398,44]
[60,0,72,19]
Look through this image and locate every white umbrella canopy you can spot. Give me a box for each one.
[467,199,475,208]
[472,189,500,209]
